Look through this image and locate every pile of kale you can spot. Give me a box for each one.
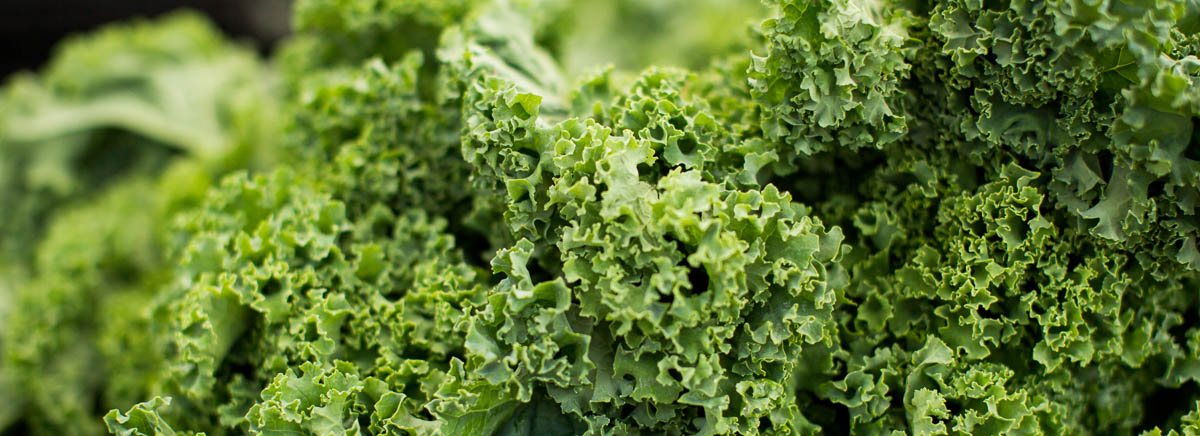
[3,0,1200,434]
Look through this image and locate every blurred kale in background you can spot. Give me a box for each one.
[0,8,286,435]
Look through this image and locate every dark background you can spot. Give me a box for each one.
[0,0,292,79]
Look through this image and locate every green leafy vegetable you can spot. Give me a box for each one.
[5,0,1200,434]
